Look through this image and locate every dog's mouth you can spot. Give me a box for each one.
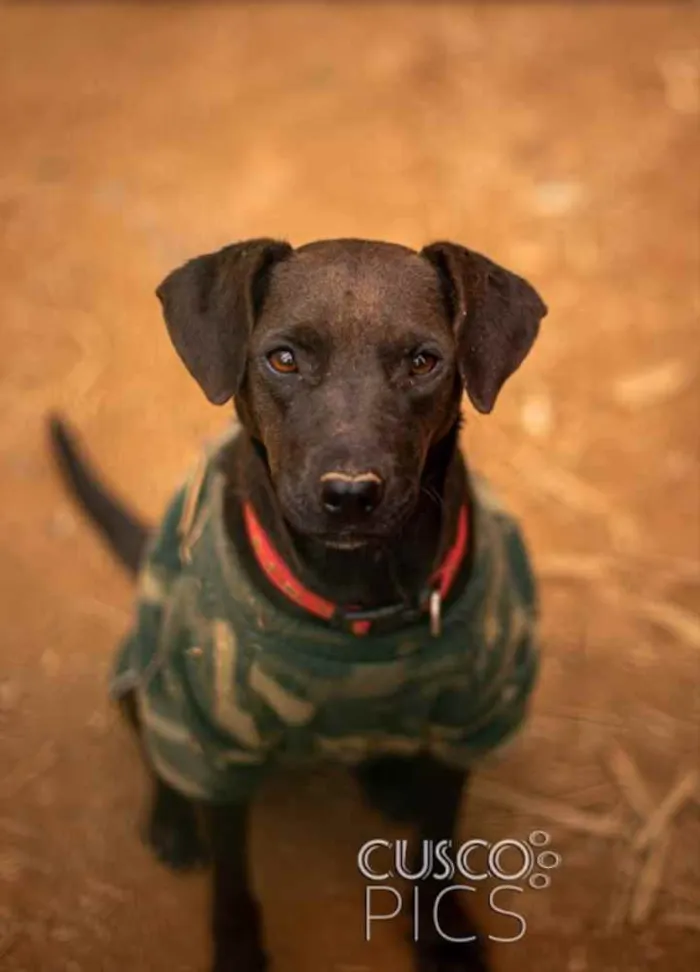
[300,524,399,552]
[304,499,419,552]
[321,536,371,551]
[300,527,381,551]
[280,486,420,553]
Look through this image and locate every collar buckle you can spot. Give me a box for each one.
[332,599,423,634]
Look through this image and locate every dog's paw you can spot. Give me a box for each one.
[142,787,209,871]
[412,937,490,972]
[211,960,267,972]
[144,816,209,871]
[410,892,490,972]
[211,942,268,972]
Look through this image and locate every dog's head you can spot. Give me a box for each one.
[156,238,546,549]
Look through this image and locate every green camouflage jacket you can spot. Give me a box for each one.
[111,425,539,804]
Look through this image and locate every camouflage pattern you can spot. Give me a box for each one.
[111,424,539,804]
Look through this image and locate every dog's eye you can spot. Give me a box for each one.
[267,348,298,374]
[409,351,439,377]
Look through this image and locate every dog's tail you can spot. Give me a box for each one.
[47,415,150,577]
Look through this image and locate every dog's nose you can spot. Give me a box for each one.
[320,473,385,518]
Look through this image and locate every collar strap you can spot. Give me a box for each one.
[242,502,469,637]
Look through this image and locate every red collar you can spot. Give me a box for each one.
[242,502,469,636]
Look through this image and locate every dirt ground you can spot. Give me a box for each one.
[0,2,698,971]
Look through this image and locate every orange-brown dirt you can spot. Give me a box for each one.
[0,3,698,971]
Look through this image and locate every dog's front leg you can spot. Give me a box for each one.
[201,801,267,972]
[409,759,490,972]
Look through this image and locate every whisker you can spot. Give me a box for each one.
[421,484,445,511]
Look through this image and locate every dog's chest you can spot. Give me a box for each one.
[113,456,539,801]
[165,531,532,765]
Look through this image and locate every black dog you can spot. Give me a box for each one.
[49,238,546,972]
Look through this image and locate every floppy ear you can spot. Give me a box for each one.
[156,238,293,404]
[421,242,547,414]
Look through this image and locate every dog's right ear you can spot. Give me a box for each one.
[156,238,293,404]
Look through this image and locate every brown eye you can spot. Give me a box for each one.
[409,351,439,377]
[267,348,298,374]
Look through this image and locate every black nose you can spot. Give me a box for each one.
[321,474,385,518]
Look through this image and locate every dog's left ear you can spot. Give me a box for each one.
[422,242,547,414]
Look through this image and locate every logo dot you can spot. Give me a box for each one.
[529,872,550,891]
[537,851,562,871]
[528,830,550,847]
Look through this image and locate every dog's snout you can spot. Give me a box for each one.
[320,472,385,519]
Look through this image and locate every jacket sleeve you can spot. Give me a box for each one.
[110,484,189,700]
[110,478,270,804]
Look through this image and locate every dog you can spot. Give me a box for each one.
[49,237,547,972]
